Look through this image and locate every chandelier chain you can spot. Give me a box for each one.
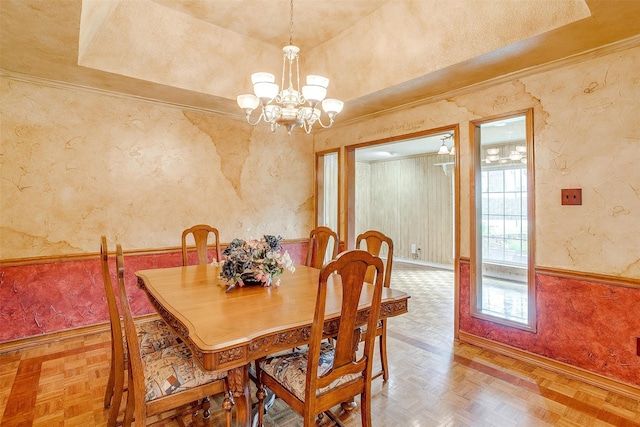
[289,0,294,46]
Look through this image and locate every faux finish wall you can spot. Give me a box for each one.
[316,45,640,278]
[314,45,640,386]
[0,78,314,259]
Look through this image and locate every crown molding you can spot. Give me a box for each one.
[0,69,243,119]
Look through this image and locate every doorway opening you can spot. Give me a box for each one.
[346,129,458,270]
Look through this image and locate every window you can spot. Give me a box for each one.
[315,150,339,231]
[471,111,535,330]
[482,166,527,264]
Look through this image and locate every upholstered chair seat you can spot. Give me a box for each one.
[136,319,182,356]
[259,342,360,401]
[141,342,227,402]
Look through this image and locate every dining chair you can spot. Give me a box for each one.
[256,249,385,427]
[100,236,182,426]
[181,224,221,266]
[115,243,233,427]
[305,226,339,269]
[355,230,394,381]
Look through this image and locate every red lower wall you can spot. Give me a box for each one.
[459,263,640,387]
[6,248,637,388]
[0,242,308,343]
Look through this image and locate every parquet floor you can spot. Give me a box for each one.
[1,263,639,426]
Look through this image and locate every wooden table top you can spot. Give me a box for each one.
[135,264,410,372]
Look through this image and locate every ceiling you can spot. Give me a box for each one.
[151,0,388,54]
[2,0,640,126]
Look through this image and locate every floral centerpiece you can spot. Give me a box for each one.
[220,235,295,292]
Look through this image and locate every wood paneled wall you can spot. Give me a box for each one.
[355,154,454,265]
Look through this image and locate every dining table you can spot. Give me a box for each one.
[135,263,410,427]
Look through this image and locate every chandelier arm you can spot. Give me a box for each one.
[300,120,313,134]
[245,109,266,126]
[314,115,335,129]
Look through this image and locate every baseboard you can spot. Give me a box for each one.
[0,313,160,354]
[458,331,640,401]
[394,257,454,270]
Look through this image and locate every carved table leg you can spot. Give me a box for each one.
[228,365,251,427]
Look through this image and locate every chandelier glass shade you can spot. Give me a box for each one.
[236,2,343,135]
[484,145,527,164]
[438,133,455,155]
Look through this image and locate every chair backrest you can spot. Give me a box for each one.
[115,244,148,424]
[305,226,339,269]
[305,249,384,413]
[100,236,126,372]
[181,224,221,266]
[355,230,394,288]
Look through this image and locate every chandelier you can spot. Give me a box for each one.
[485,146,527,164]
[236,0,344,135]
